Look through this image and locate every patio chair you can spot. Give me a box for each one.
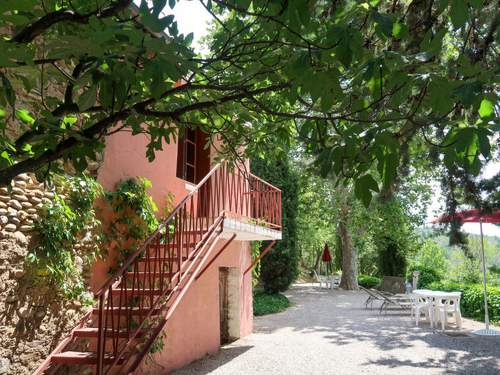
[411,294,434,327]
[313,270,331,289]
[331,274,341,289]
[371,288,412,313]
[437,294,462,330]
[359,286,385,309]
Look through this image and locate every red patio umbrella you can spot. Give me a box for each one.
[321,243,332,263]
[431,209,500,336]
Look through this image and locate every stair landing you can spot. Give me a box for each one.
[221,218,282,241]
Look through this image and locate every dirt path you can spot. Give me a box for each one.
[172,284,500,374]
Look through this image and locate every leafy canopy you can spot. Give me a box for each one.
[0,1,498,205]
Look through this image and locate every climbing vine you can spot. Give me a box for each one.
[27,174,103,301]
[104,177,173,271]
[250,241,262,287]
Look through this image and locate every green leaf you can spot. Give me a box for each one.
[450,0,468,29]
[478,99,494,118]
[392,22,402,38]
[427,78,454,114]
[373,11,393,39]
[454,81,482,107]
[476,128,491,158]
[355,174,379,207]
[184,32,194,45]
[0,72,16,108]
[153,0,167,16]
[16,108,35,125]
[0,150,13,166]
[99,78,114,108]
[77,85,97,111]
[63,116,78,127]
[0,108,5,119]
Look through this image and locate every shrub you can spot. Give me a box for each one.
[253,290,290,316]
[251,157,300,293]
[408,266,442,288]
[28,174,103,300]
[104,177,159,268]
[377,238,407,277]
[428,281,500,324]
[358,275,381,288]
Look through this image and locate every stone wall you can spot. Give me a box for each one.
[0,174,92,375]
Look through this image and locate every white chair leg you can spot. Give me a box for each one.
[441,310,446,330]
[455,309,462,329]
[415,307,420,326]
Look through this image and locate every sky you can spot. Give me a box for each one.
[168,1,500,237]
[167,0,212,49]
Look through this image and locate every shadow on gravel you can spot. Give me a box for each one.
[255,284,500,374]
[171,345,253,374]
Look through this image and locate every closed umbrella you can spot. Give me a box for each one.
[321,243,333,280]
[431,209,500,336]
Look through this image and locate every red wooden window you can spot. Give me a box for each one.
[177,129,197,183]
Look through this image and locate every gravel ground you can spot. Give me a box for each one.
[173,283,500,375]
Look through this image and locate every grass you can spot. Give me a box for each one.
[253,289,291,316]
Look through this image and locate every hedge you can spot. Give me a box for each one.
[428,281,500,324]
[408,266,442,288]
[253,290,290,316]
[358,275,381,288]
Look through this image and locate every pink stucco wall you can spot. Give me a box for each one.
[139,239,253,374]
[95,129,254,374]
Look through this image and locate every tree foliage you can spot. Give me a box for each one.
[251,155,299,293]
[0,0,496,210]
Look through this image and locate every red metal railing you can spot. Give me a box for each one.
[92,162,281,374]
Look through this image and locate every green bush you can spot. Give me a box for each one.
[358,275,381,288]
[409,266,442,288]
[28,174,103,300]
[428,281,500,324]
[253,290,290,316]
[251,157,300,293]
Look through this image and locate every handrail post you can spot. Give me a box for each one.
[96,293,105,375]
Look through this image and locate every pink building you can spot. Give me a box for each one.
[34,128,282,374]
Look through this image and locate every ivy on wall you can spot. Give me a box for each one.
[26,174,174,301]
[104,177,173,271]
[27,174,103,301]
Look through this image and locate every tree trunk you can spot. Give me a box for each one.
[338,204,358,290]
[313,248,321,273]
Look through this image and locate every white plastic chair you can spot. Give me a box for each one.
[331,275,341,289]
[438,294,462,330]
[313,270,330,288]
[411,295,433,327]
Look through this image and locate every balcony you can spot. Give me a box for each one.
[186,163,281,242]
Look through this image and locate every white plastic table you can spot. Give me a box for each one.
[413,289,462,329]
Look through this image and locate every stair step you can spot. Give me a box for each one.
[148,242,197,249]
[124,271,193,278]
[73,327,144,338]
[51,351,118,365]
[92,307,161,316]
[111,288,169,296]
[125,271,177,278]
[138,256,189,262]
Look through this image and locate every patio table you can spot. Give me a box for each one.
[413,289,462,329]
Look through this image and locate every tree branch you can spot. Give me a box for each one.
[12,0,132,43]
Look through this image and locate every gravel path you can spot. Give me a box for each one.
[173,284,500,375]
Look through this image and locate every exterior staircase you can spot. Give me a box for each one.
[33,162,281,375]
